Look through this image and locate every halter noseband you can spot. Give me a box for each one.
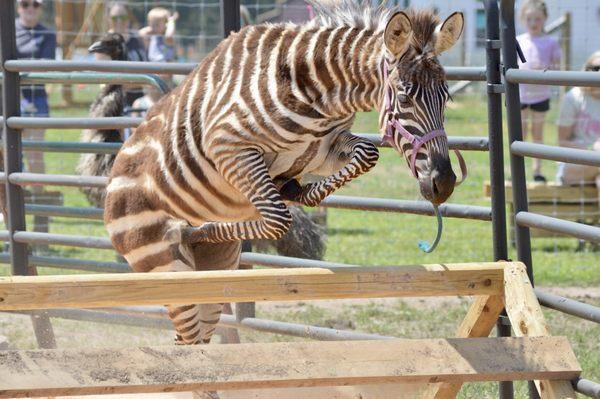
[381,61,466,185]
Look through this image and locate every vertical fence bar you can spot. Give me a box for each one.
[499,0,534,278]
[500,1,537,398]
[221,0,241,36]
[220,0,255,325]
[484,2,513,399]
[0,1,56,349]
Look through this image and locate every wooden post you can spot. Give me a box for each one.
[421,295,505,399]
[503,263,577,399]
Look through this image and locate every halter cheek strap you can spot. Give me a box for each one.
[382,62,467,185]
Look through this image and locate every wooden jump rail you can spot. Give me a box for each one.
[0,262,581,399]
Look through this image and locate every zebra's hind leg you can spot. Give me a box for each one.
[188,241,241,399]
[173,241,242,345]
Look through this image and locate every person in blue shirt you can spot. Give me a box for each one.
[15,0,56,175]
[107,2,149,106]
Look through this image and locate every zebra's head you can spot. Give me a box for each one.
[380,10,464,205]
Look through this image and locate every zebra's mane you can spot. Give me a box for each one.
[306,0,396,33]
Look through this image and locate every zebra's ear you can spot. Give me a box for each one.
[434,12,464,55]
[384,11,412,59]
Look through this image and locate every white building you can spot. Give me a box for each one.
[408,0,600,68]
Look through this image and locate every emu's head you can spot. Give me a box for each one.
[88,32,127,61]
[379,10,464,205]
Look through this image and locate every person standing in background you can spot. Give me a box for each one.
[15,0,55,177]
[556,51,600,203]
[107,2,148,106]
[517,0,561,183]
[139,7,178,63]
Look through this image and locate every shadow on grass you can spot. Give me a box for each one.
[328,228,373,236]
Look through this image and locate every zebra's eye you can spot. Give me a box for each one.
[397,94,411,105]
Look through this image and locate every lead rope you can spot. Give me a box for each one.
[418,205,443,253]
[382,60,467,253]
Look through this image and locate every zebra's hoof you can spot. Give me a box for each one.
[279,178,303,201]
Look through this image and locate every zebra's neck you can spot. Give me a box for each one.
[291,26,385,118]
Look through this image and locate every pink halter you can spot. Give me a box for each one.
[382,61,467,184]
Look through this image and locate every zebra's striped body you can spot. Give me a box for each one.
[105,21,383,344]
[104,3,464,350]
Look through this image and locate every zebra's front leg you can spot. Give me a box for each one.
[285,132,379,207]
[185,149,293,244]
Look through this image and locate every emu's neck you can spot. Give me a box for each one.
[295,27,385,118]
[90,84,124,118]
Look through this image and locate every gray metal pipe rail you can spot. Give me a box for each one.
[357,134,489,151]
[112,303,392,341]
[535,289,600,324]
[16,196,491,224]
[0,172,107,188]
[11,231,114,250]
[4,60,198,75]
[1,71,169,94]
[240,252,358,269]
[8,308,392,341]
[25,204,104,220]
[0,253,130,273]
[22,136,488,154]
[505,69,600,88]
[321,196,491,221]
[515,212,600,243]
[21,136,488,154]
[6,116,142,129]
[574,378,600,399]
[20,72,170,94]
[22,140,122,154]
[511,141,600,167]
[3,59,486,81]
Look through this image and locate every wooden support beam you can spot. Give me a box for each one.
[0,263,506,311]
[503,263,579,399]
[0,337,580,398]
[421,295,506,399]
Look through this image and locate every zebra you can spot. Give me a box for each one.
[104,1,463,352]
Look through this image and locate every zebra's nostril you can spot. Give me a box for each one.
[432,178,440,195]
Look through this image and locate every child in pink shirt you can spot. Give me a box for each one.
[517,0,561,182]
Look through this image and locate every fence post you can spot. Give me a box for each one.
[0,0,56,349]
[221,0,241,37]
[484,2,513,399]
[499,1,537,398]
[220,0,255,324]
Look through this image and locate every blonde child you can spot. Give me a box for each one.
[556,51,600,203]
[139,7,178,62]
[517,0,561,182]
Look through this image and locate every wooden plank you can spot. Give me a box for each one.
[484,181,598,203]
[0,337,581,398]
[421,295,505,399]
[0,263,506,311]
[503,263,580,399]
